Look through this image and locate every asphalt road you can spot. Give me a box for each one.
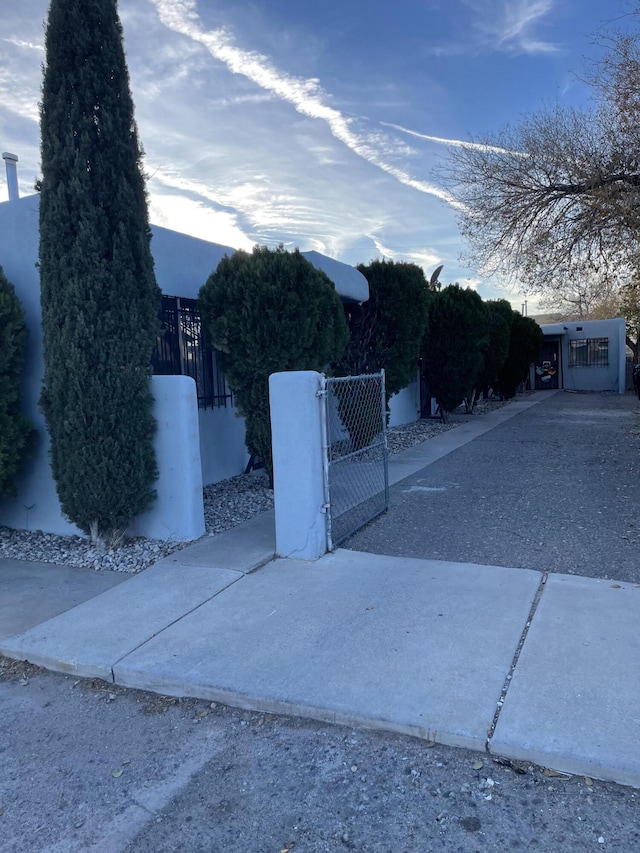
[4,391,640,852]
[2,659,639,852]
[346,391,640,584]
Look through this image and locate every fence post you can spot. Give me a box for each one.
[269,370,328,560]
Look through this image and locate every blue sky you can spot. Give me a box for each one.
[0,0,634,308]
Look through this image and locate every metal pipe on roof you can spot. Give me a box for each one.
[2,152,19,201]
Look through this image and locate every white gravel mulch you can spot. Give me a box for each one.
[0,399,508,574]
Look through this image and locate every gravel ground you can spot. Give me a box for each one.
[2,658,638,853]
[0,401,504,574]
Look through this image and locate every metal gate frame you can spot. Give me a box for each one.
[320,371,389,550]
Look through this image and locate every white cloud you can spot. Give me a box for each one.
[369,237,396,260]
[149,0,464,211]
[470,0,560,55]
[0,34,43,127]
[2,37,44,52]
[407,248,443,270]
[149,192,254,250]
[428,0,560,57]
[0,0,485,283]
[365,236,442,274]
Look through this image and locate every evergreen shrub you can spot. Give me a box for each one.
[198,245,349,483]
[497,313,543,398]
[333,259,433,446]
[0,267,36,497]
[39,0,161,544]
[422,284,488,421]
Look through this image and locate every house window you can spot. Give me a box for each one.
[152,296,233,409]
[569,337,609,368]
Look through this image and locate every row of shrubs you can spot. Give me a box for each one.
[0,246,541,504]
[197,246,543,481]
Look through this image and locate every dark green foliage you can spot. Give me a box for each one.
[476,299,513,398]
[198,246,349,482]
[497,313,543,398]
[332,377,384,451]
[422,284,489,420]
[0,268,36,497]
[334,260,434,398]
[333,259,433,445]
[39,0,161,542]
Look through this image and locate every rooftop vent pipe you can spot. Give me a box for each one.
[2,152,19,201]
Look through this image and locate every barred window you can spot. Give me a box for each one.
[569,337,609,368]
[152,296,233,409]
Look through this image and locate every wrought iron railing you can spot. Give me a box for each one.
[152,295,233,409]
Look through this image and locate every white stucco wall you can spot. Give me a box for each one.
[151,225,234,298]
[300,250,369,303]
[270,371,327,560]
[130,376,205,541]
[0,375,205,541]
[0,196,66,533]
[387,374,420,427]
[198,405,249,485]
[0,195,42,410]
[541,318,627,394]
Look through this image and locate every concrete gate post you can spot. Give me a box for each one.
[269,371,328,560]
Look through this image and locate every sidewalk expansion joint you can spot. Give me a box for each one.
[244,553,277,575]
[484,570,548,753]
[107,572,247,684]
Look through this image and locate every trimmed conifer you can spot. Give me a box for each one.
[497,313,543,398]
[335,259,434,397]
[332,259,433,447]
[198,245,349,483]
[422,284,489,421]
[39,0,161,544]
[0,267,36,497]
[476,299,513,399]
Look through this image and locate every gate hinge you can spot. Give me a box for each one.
[315,389,327,398]
[320,503,331,513]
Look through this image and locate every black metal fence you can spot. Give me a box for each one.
[151,296,232,409]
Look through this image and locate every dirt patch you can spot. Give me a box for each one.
[0,655,45,682]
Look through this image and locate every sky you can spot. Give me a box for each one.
[0,0,636,309]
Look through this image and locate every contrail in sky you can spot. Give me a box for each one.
[382,121,519,155]
[150,0,467,211]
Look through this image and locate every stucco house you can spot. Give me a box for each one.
[0,167,420,543]
[532,318,627,393]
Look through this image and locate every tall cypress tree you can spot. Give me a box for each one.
[39,0,161,545]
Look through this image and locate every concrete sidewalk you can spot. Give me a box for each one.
[2,390,639,789]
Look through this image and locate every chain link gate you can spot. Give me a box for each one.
[320,371,389,549]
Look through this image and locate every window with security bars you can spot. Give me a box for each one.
[151,296,233,409]
[568,337,609,368]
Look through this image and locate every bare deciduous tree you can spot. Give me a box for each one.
[537,272,621,320]
[440,11,640,293]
